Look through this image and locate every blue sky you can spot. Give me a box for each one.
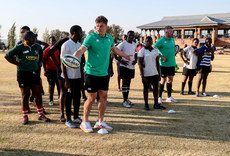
[0,0,230,40]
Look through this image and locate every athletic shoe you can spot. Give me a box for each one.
[123,101,131,108]
[43,110,47,115]
[127,99,134,105]
[201,92,210,96]
[80,122,93,133]
[188,91,195,95]
[49,101,54,106]
[38,114,51,122]
[72,117,82,124]
[171,89,176,93]
[65,120,78,128]
[166,97,177,103]
[158,97,162,104]
[60,116,66,122]
[195,92,199,97]
[94,121,113,131]
[22,116,29,125]
[180,91,184,95]
[145,104,150,111]
[154,104,166,110]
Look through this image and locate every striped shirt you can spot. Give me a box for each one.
[197,45,212,67]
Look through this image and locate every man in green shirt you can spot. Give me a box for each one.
[154,26,177,104]
[5,31,51,125]
[73,16,131,133]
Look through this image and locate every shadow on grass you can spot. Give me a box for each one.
[0,148,85,156]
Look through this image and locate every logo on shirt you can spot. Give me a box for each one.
[35,50,38,55]
[23,50,29,54]
[96,39,99,42]
[108,39,110,42]
[164,41,167,44]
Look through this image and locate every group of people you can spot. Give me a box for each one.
[5,16,215,133]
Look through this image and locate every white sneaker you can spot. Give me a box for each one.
[94,121,113,131]
[49,101,54,106]
[166,97,177,103]
[80,122,93,133]
[127,99,134,105]
[158,97,162,104]
[123,101,131,108]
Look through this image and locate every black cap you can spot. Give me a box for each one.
[23,31,36,40]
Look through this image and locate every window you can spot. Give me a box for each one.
[184,30,194,38]
[217,29,230,38]
[173,30,181,39]
[200,29,212,38]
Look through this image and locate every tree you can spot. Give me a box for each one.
[88,29,95,35]
[42,28,50,43]
[7,22,16,49]
[134,31,141,42]
[106,24,124,43]
[0,25,2,43]
[61,31,69,38]
[32,27,39,35]
[50,29,61,41]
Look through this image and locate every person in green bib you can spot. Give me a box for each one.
[5,31,51,125]
[154,26,177,104]
[73,16,131,133]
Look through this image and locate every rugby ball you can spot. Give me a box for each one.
[61,54,81,69]
[175,45,180,54]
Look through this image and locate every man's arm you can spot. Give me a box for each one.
[48,46,60,68]
[37,40,49,50]
[179,49,189,65]
[111,46,131,61]
[73,45,87,59]
[61,61,70,89]
[5,55,20,66]
[152,45,166,62]
[111,52,128,65]
[156,56,161,80]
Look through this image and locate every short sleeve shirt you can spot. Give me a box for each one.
[43,46,59,70]
[82,32,114,76]
[60,39,81,79]
[117,41,137,70]
[154,36,176,67]
[183,46,198,69]
[6,42,43,72]
[197,45,212,67]
[138,47,159,76]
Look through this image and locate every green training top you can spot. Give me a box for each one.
[154,36,176,67]
[6,42,43,72]
[82,32,114,76]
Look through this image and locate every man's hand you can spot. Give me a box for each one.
[142,76,147,84]
[123,54,132,61]
[184,60,189,65]
[161,56,166,62]
[120,60,129,65]
[132,60,137,65]
[44,70,48,77]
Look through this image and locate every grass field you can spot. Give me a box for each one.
[0,52,230,156]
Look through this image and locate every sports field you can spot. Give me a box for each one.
[0,52,230,156]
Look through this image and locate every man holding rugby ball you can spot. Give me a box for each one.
[72,16,131,133]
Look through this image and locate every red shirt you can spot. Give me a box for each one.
[43,46,59,70]
[137,45,143,53]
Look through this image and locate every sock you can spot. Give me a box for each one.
[188,81,192,92]
[22,109,28,117]
[37,106,44,116]
[159,84,164,97]
[196,89,199,94]
[49,96,53,102]
[123,92,128,102]
[181,82,186,92]
[167,83,172,98]
[144,99,148,106]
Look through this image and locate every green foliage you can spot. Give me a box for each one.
[50,29,62,41]
[61,31,69,38]
[32,27,39,35]
[106,24,124,43]
[42,28,50,43]
[7,23,16,49]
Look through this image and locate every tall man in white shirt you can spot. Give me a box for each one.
[60,25,83,128]
[117,31,137,108]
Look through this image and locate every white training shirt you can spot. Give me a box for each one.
[60,39,81,79]
[117,41,137,70]
[138,47,159,77]
[183,46,198,69]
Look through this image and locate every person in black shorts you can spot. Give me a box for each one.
[179,38,199,95]
[138,37,166,110]
[5,31,51,124]
[43,36,60,106]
